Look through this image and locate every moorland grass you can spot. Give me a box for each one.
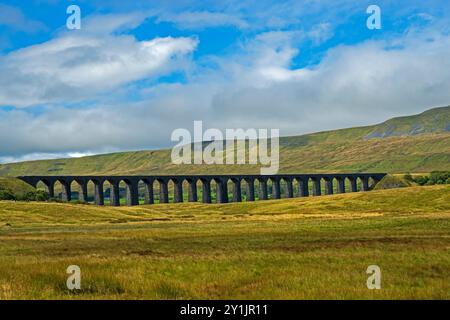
[0,185,449,299]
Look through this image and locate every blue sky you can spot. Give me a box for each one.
[0,0,449,163]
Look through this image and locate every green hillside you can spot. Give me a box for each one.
[0,106,449,176]
[363,106,450,139]
[0,177,35,197]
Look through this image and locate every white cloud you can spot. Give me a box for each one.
[0,151,98,164]
[308,23,333,45]
[2,29,450,161]
[81,12,150,35]
[0,14,198,107]
[199,31,450,131]
[2,3,450,162]
[156,11,249,29]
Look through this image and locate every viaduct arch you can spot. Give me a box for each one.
[18,173,386,206]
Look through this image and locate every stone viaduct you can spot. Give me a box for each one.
[17,173,386,206]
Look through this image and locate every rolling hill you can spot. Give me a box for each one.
[0,106,449,176]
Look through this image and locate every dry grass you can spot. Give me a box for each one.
[0,185,449,299]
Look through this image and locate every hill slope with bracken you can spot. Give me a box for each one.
[0,106,449,176]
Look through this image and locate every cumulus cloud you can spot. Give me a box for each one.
[2,2,450,162]
[201,31,450,131]
[0,13,198,107]
[2,28,450,162]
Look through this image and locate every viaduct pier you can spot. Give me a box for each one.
[18,173,386,206]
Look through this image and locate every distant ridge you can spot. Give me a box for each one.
[363,106,450,139]
[0,105,449,175]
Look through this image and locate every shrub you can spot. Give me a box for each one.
[0,189,16,200]
[34,190,50,201]
[427,171,450,185]
[5,189,50,202]
[411,171,450,186]
[414,176,429,186]
[16,191,36,201]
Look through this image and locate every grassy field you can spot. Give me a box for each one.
[0,185,449,299]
